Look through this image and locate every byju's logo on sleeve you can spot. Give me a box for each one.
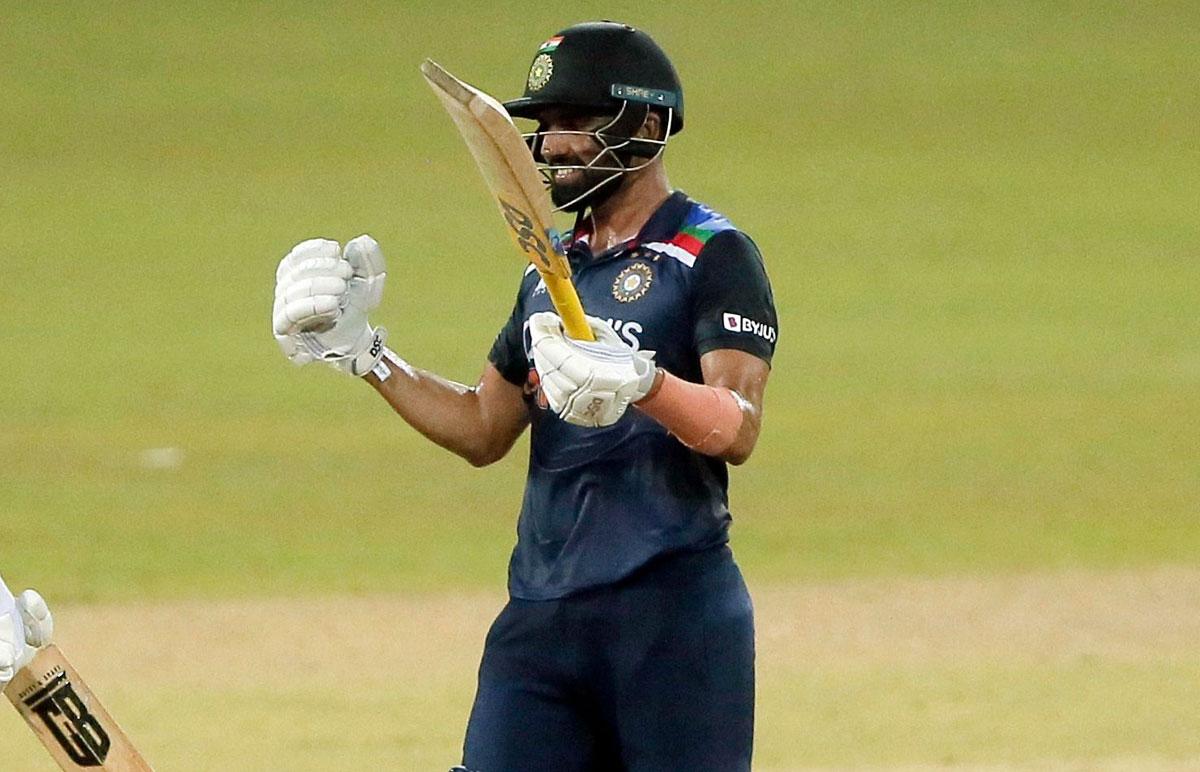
[722,312,777,343]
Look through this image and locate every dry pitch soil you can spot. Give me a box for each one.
[9,566,1199,770]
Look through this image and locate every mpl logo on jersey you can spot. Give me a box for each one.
[722,312,777,343]
[20,668,111,766]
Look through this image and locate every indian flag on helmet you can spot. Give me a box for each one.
[538,35,564,53]
[644,203,735,267]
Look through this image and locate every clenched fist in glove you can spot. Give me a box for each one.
[0,583,53,691]
[529,311,658,428]
[272,235,388,377]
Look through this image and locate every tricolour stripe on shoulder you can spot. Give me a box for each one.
[656,201,738,263]
[642,241,698,268]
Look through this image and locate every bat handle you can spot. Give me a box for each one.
[543,273,595,341]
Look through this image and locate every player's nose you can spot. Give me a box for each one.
[539,129,572,162]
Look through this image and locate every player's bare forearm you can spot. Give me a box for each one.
[365,359,529,466]
[699,349,769,464]
[634,348,769,465]
[723,393,764,465]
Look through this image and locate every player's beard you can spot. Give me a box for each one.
[547,155,625,213]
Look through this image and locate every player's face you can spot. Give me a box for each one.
[533,108,622,211]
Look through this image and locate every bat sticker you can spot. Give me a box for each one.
[500,199,552,271]
[16,667,112,767]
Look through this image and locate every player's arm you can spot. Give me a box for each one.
[527,314,769,463]
[364,361,528,467]
[641,229,777,464]
[634,348,770,465]
[271,235,528,467]
[700,349,770,464]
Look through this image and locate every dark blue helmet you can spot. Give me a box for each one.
[504,21,684,135]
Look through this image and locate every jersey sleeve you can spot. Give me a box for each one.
[691,230,778,365]
[488,273,531,386]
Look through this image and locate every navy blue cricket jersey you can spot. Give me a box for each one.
[489,191,778,600]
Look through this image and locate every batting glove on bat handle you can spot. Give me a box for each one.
[529,311,657,428]
[18,590,53,649]
[0,612,19,688]
[0,589,52,689]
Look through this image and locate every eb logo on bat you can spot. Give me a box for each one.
[20,668,112,767]
[500,199,553,271]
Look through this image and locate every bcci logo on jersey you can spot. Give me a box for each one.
[612,263,653,303]
[722,312,777,343]
[20,668,111,766]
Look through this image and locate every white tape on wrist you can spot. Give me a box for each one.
[382,348,416,379]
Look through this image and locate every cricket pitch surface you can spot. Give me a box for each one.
[1,567,1196,770]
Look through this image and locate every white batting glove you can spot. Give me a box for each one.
[529,311,657,428]
[18,590,53,648]
[272,235,388,377]
[0,612,21,689]
[0,588,52,690]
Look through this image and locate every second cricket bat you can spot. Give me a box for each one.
[421,59,594,341]
[5,644,153,771]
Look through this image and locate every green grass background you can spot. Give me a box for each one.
[1,1,1198,768]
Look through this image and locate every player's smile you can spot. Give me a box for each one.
[551,166,582,183]
[542,146,615,211]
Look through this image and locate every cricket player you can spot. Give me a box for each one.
[272,21,776,771]
[0,577,53,692]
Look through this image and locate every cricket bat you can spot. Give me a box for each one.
[420,59,595,341]
[5,645,153,771]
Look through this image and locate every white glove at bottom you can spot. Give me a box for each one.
[273,235,388,377]
[0,589,53,690]
[529,312,657,428]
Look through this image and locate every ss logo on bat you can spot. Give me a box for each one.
[500,199,553,272]
[23,670,111,766]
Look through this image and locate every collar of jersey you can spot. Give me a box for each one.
[567,190,692,269]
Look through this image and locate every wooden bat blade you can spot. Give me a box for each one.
[420,59,594,341]
[5,645,153,771]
